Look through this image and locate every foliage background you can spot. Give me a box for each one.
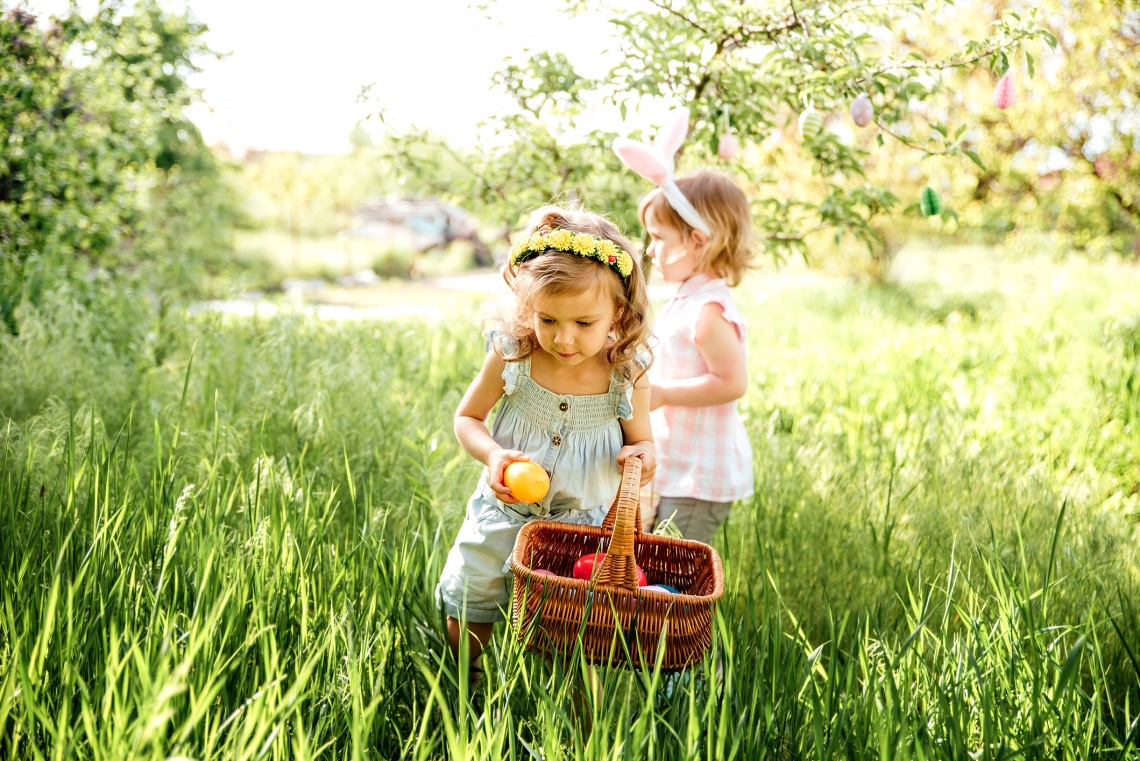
[379,0,1138,274]
[1,0,235,336]
[2,0,1140,756]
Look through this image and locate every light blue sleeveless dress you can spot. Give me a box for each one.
[438,335,640,623]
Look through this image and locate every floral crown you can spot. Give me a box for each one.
[509,227,635,280]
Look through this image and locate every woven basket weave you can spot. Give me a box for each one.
[509,457,724,671]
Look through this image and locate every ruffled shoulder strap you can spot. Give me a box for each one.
[614,351,650,421]
[485,329,529,395]
[694,293,747,343]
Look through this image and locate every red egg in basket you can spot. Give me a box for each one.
[572,552,647,585]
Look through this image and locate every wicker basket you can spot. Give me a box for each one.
[509,457,725,671]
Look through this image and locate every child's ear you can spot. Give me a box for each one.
[690,229,710,253]
[611,306,625,330]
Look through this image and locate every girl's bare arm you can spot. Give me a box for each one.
[454,352,525,503]
[650,302,747,410]
[618,373,656,485]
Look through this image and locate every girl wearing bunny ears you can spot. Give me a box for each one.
[613,108,755,544]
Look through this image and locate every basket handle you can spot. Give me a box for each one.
[595,456,643,589]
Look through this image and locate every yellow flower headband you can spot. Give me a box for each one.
[510,228,635,280]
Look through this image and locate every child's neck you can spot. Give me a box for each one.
[529,347,612,396]
[679,269,713,287]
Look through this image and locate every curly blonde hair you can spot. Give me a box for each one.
[638,169,755,287]
[495,205,652,386]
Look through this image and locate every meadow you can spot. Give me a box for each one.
[1,245,1139,759]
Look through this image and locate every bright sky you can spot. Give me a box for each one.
[26,0,632,155]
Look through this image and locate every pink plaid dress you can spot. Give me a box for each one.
[649,273,754,502]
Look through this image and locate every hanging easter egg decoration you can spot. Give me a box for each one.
[850,94,874,127]
[993,73,1016,110]
[920,186,942,217]
[798,104,823,140]
[717,132,740,161]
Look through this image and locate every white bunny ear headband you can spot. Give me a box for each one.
[612,107,711,236]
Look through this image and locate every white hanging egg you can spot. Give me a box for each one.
[850,94,874,127]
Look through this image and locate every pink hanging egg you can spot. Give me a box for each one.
[850,94,874,127]
[717,132,740,160]
[993,74,1016,110]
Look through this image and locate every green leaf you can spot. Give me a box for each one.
[1026,51,1035,79]
[964,149,986,171]
[1056,635,1087,697]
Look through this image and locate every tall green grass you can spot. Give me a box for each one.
[1,251,1138,757]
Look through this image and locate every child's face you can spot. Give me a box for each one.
[530,282,618,368]
[644,207,701,283]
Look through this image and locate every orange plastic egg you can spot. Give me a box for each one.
[504,461,550,503]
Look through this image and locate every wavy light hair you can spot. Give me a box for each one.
[638,169,755,287]
[495,205,652,386]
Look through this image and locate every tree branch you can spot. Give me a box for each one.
[871,118,950,157]
[646,0,709,35]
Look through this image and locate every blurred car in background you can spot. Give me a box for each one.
[341,197,492,266]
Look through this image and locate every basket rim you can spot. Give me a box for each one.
[510,519,726,602]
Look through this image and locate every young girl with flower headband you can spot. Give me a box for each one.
[614,109,755,544]
[438,205,656,670]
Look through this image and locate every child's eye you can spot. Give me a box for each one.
[539,318,555,324]
[577,321,593,327]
